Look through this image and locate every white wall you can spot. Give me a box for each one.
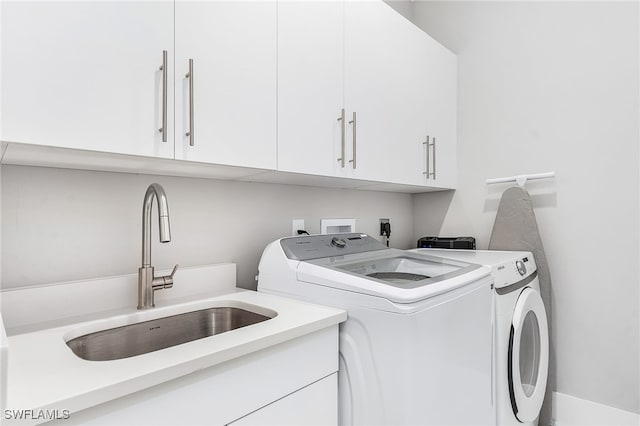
[383,0,414,22]
[412,0,639,415]
[1,165,414,290]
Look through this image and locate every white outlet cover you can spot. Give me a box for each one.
[291,219,305,236]
[320,218,355,234]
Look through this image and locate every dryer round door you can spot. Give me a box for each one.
[508,287,549,423]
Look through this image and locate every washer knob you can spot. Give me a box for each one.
[331,237,347,248]
[516,260,527,276]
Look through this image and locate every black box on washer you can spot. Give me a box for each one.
[417,236,476,250]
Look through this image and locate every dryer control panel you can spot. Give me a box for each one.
[280,233,388,261]
[515,260,527,276]
[493,255,537,290]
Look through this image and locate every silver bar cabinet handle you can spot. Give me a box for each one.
[337,108,345,167]
[349,111,357,169]
[423,135,430,177]
[432,137,436,179]
[158,50,168,142]
[423,136,436,179]
[185,59,194,146]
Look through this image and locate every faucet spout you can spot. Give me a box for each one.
[142,183,171,267]
[138,183,178,310]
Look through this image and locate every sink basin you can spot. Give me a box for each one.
[66,306,276,361]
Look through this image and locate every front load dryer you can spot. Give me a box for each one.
[414,249,549,426]
[258,233,495,425]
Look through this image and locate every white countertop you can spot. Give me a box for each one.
[5,289,346,418]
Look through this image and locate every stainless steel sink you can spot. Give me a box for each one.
[66,307,275,361]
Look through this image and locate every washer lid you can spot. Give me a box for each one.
[297,250,491,304]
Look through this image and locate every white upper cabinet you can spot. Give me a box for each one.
[175,1,277,170]
[2,0,455,191]
[277,1,345,177]
[344,0,428,185]
[1,1,174,159]
[277,0,457,188]
[423,41,458,189]
[393,14,457,189]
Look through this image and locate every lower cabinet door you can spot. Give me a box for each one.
[228,373,337,426]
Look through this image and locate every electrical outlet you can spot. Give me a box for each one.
[292,219,305,236]
[379,218,390,236]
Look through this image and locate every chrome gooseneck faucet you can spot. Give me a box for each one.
[138,183,178,310]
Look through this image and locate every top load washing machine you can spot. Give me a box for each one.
[413,249,549,426]
[257,233,496,425]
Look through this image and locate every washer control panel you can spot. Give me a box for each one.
[281,233,388,261]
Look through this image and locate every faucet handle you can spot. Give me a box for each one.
[153,264,179,291]
[163,264,179,289]
[169,264,179,278]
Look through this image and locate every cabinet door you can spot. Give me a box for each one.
[277,1,345,177]
[424,42,457,189]
[228,373,337,426]
[1,1,174,158]
[398,18,434,186]
[402,22,459,189]
[344,1,426,185]
[175,1,277,170]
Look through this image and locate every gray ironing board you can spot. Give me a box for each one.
[489,186,554,426]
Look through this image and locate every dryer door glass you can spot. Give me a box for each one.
[519,311,540,397]
[509,287,549,423]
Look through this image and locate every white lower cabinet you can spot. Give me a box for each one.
[228,374,337,426]
[58,327,338,426]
